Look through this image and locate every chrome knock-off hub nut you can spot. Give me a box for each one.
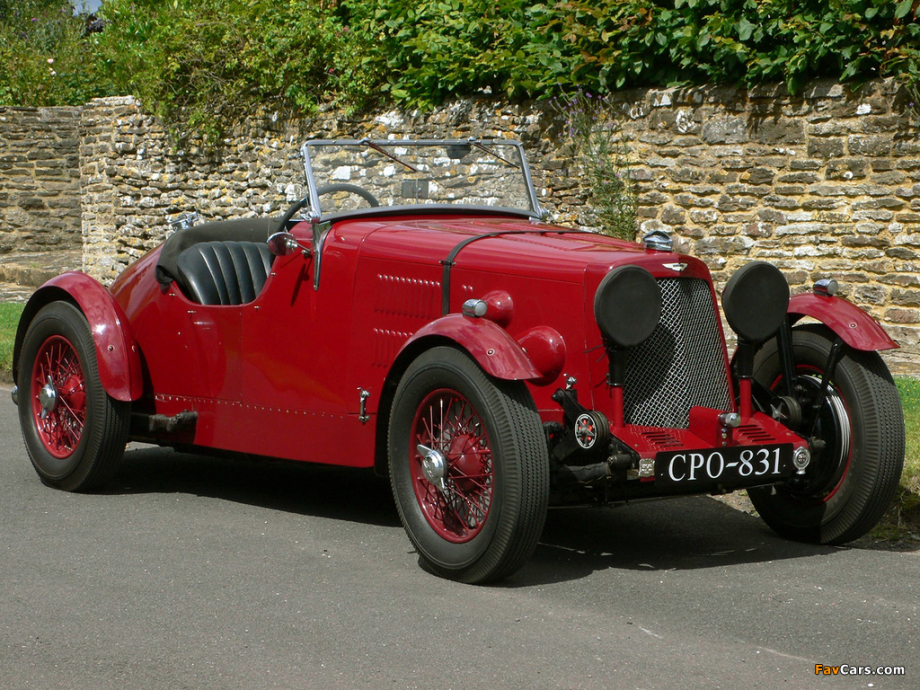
[417,444,449,494]
[39,376,58,419]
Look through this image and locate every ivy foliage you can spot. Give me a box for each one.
[1,1,918,137]
[352,0,920,107]
[342,0,568,106]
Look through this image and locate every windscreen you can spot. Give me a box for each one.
[302,139,538,218]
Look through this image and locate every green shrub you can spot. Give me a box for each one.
[2,1,919,136]
[347,0,920,107]
[554,91,638,239]
[0,0,105,107]
[92,0,370,142]
[341,0,569,108]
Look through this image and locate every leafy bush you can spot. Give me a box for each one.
[1,1,918,135]
[349,0,920,106]
[92,0,371,141]
[341,0,569,107]
[0,0,104,107]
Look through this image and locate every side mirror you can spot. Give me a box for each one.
[267,232,302,257]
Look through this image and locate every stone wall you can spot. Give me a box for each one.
[80,97,315,279]
[78,82,920,369]
[0,106,82,253]
[610,79,920,371]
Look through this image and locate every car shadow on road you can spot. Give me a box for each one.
[111,445,860,587]
[107,446,402,528]
[509,497,846,586]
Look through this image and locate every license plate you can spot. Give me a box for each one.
[654,444,794,489]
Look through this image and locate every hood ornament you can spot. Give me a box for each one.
[643,229,673,252]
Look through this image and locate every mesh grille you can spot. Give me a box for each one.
[622,278,731,428]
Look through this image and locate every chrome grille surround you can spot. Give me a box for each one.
[622,278,732,428]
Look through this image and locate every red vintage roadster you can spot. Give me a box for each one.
[12,139,905,583]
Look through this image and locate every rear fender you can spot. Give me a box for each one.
[788,293,897,351]
[14,273,144,401]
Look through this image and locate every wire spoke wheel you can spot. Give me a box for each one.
[18,301,130,492]
[389,347,549,584]
[776,372,852,502]
[410,389,494,542]
[31,335,87,458]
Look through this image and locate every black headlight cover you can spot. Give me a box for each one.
[594,265,662,348]
[721,261,790,343]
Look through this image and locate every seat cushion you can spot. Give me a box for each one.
[176,241,274,305]
[155,217,281,290]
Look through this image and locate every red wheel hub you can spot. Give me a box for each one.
[30,335,86,459]
[409,389,493,543]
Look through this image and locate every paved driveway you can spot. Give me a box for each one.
[1,391,916,689]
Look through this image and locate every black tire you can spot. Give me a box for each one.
[749,325,904,544]
[388,347,549,584]
[17,301,130,492]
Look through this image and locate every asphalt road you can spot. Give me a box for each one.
[1,390,916,690]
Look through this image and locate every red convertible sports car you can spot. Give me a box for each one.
[12,138,905,583]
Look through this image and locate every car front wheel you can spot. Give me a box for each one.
[388,346,549,584]
[749,325,904,544]
[18,301,130,492]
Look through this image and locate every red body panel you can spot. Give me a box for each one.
[95,213,844,479]
[18,272,143,402]
[111,250,243,402]
[112,220,377,466]
[788,293,898,351]
[615,410,805,460]
[398,315,543,380]
[342,217,651,420]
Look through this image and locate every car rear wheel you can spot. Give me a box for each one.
[749,325,904,544]
[388,346,549,584]
[18,301,130,492]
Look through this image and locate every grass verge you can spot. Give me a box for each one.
[0,303,24,384]
[872,377,920,543]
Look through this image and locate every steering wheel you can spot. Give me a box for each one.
[276,183,380,231]
[316,183,380,208]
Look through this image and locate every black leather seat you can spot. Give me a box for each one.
[176,241,274,305]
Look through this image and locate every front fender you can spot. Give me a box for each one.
[399,315,543,381]
[788,293,898,351]
[14,273,144,401]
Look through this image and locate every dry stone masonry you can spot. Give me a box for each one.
[0,106,82,253]
[4,79,920,369]
[609,79,920,372]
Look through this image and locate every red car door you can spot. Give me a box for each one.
[237,223,377,466]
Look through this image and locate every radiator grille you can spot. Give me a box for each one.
[622,278,731,428]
